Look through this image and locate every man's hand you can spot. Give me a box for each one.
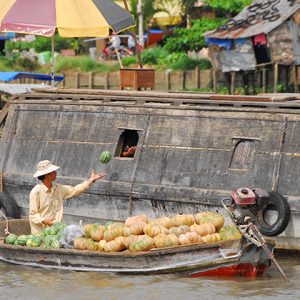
[122,146,136,157]
[128,146,136,156]
[43,218,55,227]
[89,170,106,183]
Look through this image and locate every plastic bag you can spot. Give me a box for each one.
[59,224,84,249]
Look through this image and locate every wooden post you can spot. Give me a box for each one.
[88,72,94,89]
[212,69,217,92]
[230,71,236,95]
[74,72,79,88]
[182,71,186,90]
[195,66,200,89]
[252,70,256,95]
[273,63,278,93]
[262,68,266,93]
[292,65,299,93]
[62,71,66,87]
[105,73,109,90]
[166,70,171,91]
[285,66,289,92]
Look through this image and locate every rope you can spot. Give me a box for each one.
[0,209,10,236]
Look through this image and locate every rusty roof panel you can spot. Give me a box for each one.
[205,0,300,39]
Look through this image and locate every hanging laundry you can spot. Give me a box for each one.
[234,38,253,53]
[253,33,267,46]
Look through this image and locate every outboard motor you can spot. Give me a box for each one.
[221,188,291,281]
[224,188,290,237]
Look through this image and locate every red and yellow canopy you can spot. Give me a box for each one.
[0,0,135,37]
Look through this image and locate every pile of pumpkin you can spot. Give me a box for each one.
[74,212,242,253]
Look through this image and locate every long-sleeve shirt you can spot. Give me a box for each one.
[29,180,92,234]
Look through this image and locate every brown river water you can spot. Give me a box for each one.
[0,257,299,300]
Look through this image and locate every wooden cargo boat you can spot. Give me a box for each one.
[0,219,273,277]
[0,88,300,251]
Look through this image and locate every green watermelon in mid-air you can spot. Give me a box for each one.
[100,151,112,164]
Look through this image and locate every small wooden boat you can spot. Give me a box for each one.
[0,219,273,277]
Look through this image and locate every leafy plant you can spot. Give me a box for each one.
[121,56,139,67]
[33,35,72,53]
[141,47,169,65]
[5,41,32,52]
[163,18,227,53]
[197,58,212,70]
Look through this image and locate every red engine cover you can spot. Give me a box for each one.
[231,188,256,206]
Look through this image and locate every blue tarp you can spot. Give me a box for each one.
[0,32,15,40]
[205,38,232,50]
[0,72,64,82]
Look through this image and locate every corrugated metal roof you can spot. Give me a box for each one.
[205,0,300,39]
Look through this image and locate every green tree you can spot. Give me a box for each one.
[203,0,252,14]
[130,0,158,31]
[163,18,226,52]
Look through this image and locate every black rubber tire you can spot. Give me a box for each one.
[254,191,290,237]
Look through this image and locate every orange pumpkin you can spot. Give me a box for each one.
[84,224,98,238]
[90,225,106,241]
[172,214,195,227]
[154,233,179,248]
[202,233,221,244]
[98,239,108,251]
[190,223,215,236]
[178,232,199,245]
[154,217,174,229]
[219,225,242,241]
[129,235,154,252]
[169,225,190,237]
[195,212,225,232]
[74,237,88,250]
[104,226,125,241]
[104,236,126,252]
[125,215,149,227]
[123,235,139,249]
[124,223,146,236]
[143,223,168,237]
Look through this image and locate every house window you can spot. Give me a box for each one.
[115,129,139,158]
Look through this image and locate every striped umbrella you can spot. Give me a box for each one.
[0,0,135,84]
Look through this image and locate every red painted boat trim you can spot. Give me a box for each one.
[191,263,269,278]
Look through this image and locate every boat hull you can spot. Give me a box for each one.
[0,238,272,276]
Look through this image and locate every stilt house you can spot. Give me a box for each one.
[205,0,300,94]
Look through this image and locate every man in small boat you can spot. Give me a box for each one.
[29,160,105,234]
